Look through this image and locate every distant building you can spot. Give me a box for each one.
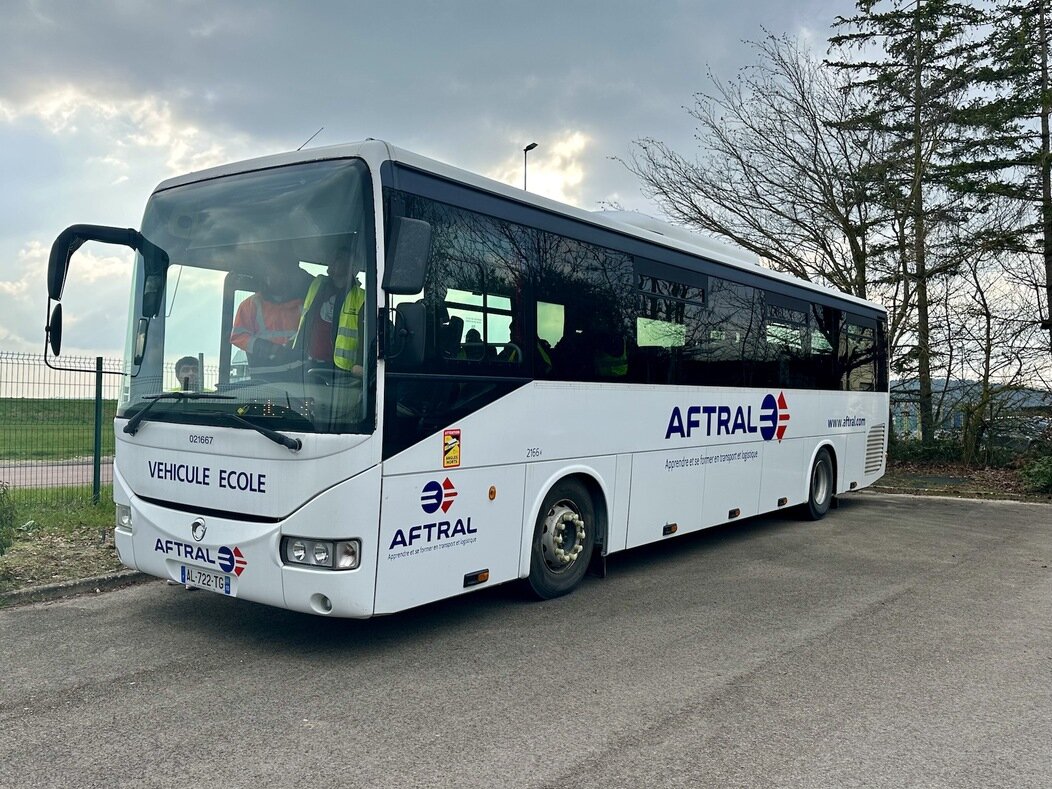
[890,379,1052,441]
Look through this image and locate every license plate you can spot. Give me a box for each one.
[180,565,236,596]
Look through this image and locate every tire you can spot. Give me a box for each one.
[527,479,596,600]
[805,447,834,520]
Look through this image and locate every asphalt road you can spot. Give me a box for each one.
[0,458,113,489]
[2,493,1050,789]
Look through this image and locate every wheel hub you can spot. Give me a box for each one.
[541,502,586,571]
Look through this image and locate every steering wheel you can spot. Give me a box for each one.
[307,366,362,387]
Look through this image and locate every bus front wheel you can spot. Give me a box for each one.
[805,447,834,520]
[528,479,596,600]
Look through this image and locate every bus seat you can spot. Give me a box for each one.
[437,314,464,358]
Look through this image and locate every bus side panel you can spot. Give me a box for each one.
[608,453,633,554]
[758,437,805,512]
[703,441,764,524]
[374,466,526,614]
[825,434,849,495]
[625,449,705,549]
[843,431,866,491]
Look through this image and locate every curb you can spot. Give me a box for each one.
[0,570,155,609]
[866,486,1048,503]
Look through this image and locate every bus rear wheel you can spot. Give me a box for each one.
[528,479,596,600]
[805,447,834,520]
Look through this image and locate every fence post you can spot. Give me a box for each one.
[92,356,103,505]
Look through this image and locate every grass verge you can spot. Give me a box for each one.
[0,398,118,461]
[0,486,123,597]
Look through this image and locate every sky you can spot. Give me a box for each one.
[0,0,854,359]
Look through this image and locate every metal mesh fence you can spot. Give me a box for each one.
[0,352,125,502]
[1,352,228,502]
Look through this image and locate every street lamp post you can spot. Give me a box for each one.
[523,142,538,190]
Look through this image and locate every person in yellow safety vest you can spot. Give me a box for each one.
[594,333,628,377]
[294,246,366,376]
[498,320,554,376]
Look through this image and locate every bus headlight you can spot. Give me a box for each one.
[116,504,133,532]
[313,542,331,565]
[282,537,360,571]
[335,540,360,570]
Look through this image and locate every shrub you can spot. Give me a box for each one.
[0,482,16,556]
[889,437,963,464]
[1021,456,1052,494]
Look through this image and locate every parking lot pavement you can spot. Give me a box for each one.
[0,493,1049,788]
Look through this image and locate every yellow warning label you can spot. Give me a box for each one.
[443,430,461,468]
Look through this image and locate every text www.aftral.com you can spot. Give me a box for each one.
[827,416,867,429]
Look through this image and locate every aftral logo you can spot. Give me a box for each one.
[154,539,248,577]
[665,392,791,442]
[217,545,248,577]
[420,477,457,514]
[759,392,791,442]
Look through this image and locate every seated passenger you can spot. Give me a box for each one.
[174,356,199,391]
[458,327,483,361]
[594,332,628,378]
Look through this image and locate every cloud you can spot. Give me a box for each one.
[0,0,860,357]
[0,83,279,357]
[487,131,591,207]
[3,85,270,176]
[0,238,134,355]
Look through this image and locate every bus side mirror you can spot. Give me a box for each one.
[45,223,168,367]
[132,317,150,366]
[139,238,169,318]
[47,224,169,315]
[141,267,165,319]
[382,217,431,295]
[46,303,63,356]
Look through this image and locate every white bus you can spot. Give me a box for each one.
[46,140,888,617]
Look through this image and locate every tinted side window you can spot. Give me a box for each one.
[840,317,877,392]
[382,190,529,458]
[387,192,526,375]
[699,278,764,387]
[633,272,711,385]
[762,296,810,389]
[808,305,840,390]
[536,234,635,382]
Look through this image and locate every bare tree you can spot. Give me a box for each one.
[625,34,890,302]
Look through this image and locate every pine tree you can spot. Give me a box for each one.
[944,1,1052,340]
[830,0,985,444]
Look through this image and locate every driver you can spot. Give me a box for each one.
[293,241,366,377]
[230,254,309,370]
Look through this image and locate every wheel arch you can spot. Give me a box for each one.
[805,441,839,499]
[519,464,612,579]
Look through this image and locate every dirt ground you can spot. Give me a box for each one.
[0,524,123,597]
[874,460,1051,503]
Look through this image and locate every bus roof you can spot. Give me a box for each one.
[154,139,886,317]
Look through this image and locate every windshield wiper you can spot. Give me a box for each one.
[217,412,302,451]
[123,392,235,436]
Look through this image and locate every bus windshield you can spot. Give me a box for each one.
[119,158,375,435]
